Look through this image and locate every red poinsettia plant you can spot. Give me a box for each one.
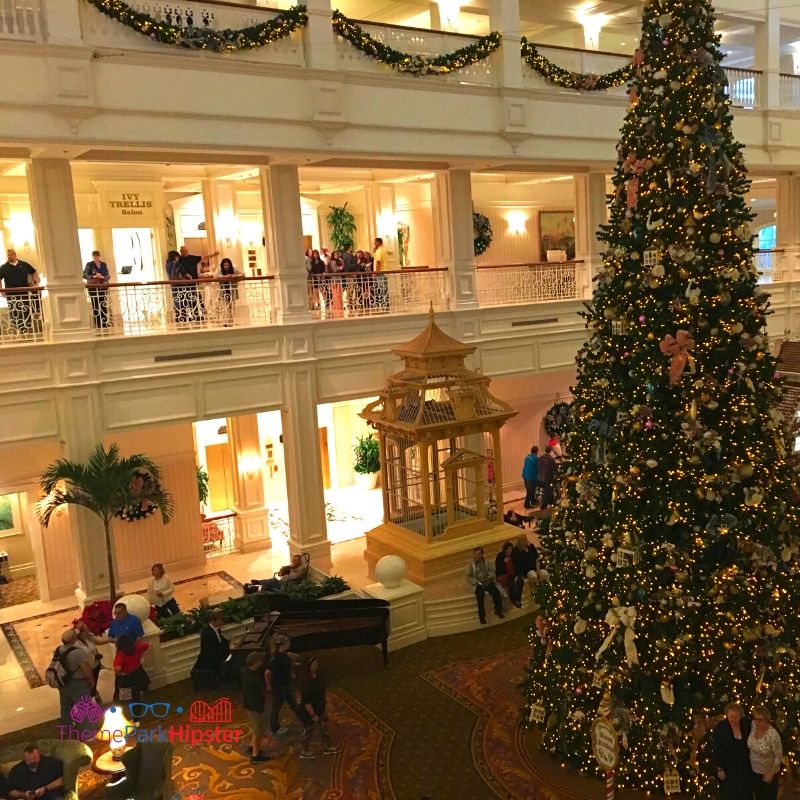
[79,599,114,635]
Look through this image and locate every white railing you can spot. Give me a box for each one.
[475,261,581,307]
[724,67,761,108]
[336,20,495,86]
[756,249,785,284]
[0,0,45,41]
[308,268,449,320]
[780,74,800,110]
[202,511,238,556]
[522,45,631,97]
[79,0,304,67]
[87,276,276,337]
[0,286,47,344]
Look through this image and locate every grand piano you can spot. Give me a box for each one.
[231,593,391,671]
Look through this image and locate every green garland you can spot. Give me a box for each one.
[332,9,501,76]
[521,37,634,91]
[473,212,493,256]
[84,0,307,52]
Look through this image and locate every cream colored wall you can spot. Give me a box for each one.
[331,399,374,488]
[491,370,575,493]
[104,424,205,583]
[396,182,435,267]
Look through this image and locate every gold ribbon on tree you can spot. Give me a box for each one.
[596,603,639,666]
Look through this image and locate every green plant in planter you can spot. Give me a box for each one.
[196,465,209,506]
[353,434,380,475]
[325,203,358,251]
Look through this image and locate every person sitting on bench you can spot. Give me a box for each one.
[252,554,306,593]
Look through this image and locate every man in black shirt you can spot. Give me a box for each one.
[241,651,270,763]
[83,250,111,329]
[0,249,41,336]
[300,656,340,758]
[192,610,231,689]
[175,245,213,322]
[7,743,64,800]
[265,635,310,737]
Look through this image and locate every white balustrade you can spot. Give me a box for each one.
[755,249,785,285]
[476,262,580,308]
[79,0,305,66]
[723,67,760,108]
[780,74,800,110]
[0,286,47,344]
[336,21,495,86]
[521,45,631,98]
[86,276,276,337]
[0,0,45,41]
[308,268,449,320]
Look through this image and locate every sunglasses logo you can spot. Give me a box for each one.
[127,702,182,719]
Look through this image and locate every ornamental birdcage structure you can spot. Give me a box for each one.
[361,309,518,585]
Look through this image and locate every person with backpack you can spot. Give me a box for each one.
[47,629,95,724]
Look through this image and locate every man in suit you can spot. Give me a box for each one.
[192,610,230,688]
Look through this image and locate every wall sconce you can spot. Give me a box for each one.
[436,0,462,31]
[505,211,528,236]
[240,222,262,249]
[377,212,396,244]
[238,454,261,480]
[7,213,35,251]
[216,213,239,249]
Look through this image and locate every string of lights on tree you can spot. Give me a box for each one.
[522,0,800,796]
[473,212,493,256]
[84,0,308,52]
[332,10,501,76]
[521,37,635,91]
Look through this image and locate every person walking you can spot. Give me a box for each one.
[265,634,310,736]
[748,705,782,800]
[713,702,753,800]
[241,651,270,763]
[537,445,558,510]
[466,546,503,625]
[522,446,539,509]
[300,656,341,759]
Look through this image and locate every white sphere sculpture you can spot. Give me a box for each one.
[117,593,150,622]
[375,555,407,588]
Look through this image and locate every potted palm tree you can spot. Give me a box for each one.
[38,443,174,604]
[353,433,380,490]
[325,203,358,251]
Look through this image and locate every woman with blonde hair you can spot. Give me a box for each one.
[147,562,180,618]
[748,705,782,800]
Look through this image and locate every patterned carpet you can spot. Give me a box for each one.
[0,575,40,607]
[1,571,243,689]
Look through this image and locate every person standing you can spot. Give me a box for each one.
[372,237,389,310]
[83,250,111,329]
[177,245,217,322]
[147,563,180,618]
[213,257,242,326]
[53,629,95,724]
[537,445,558,510]
[748,705,782,800]
[0,248,41,336]
[74,621,103,701]
[192,610,231,688]
[265,634,310,736]
[522,446,539,509]
[465,546,504,625]
[106,602,145,643]
[113,635,150,703]
[300,656,341,759]
[241,651,270,763]
[713,702,753,800]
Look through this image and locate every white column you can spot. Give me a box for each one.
[304,0,338,72]
[208,181,240,265]
[27,157,92,338]
[46,0,83,46]
[430,174,453,269]
[227,413,271,553]
[755,3,781,110]
[280,369,331,571]
[488,0,523,90]
[260,165,312,323]
[573,172,608,297]
[446,169,479,309]
[371,184,398,268]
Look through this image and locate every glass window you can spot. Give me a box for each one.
[758,225,776,250]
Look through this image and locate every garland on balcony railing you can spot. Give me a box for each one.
[521,37,635,91]
[84,0,308,52]
[332,9,501,76]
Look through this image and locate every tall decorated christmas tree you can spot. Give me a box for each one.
[523,0,800,795]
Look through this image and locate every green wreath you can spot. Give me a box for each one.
[84,0,307,52]
[520,38,634,91]
[544,402,571,438]
[332,10,501,76]
[473,212,493,256]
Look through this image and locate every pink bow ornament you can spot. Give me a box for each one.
[659,330,696,386]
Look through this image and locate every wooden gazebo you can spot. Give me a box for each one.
[361,310,519,586]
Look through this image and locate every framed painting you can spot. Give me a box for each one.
[539,210,576,261]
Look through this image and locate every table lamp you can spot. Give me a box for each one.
[97,705,132,759]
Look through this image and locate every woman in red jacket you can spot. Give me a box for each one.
[114,635,150,703]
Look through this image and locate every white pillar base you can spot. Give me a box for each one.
[363,579,428,652]
[141,619,169,690]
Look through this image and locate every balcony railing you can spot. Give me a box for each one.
[336,19,495,86]
[79,0,304,67]
[724,67,761,108]
[0,0,45,42]
[308,268,450,320]
[755,249,785,284]
[780,74,800,110]
[86,275,276,337]
[0,286,47,345]
[522,45,631,97]
[476,261,581,308]
[202,511,238,556]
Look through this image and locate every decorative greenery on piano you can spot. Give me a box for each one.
[156,575,350,639]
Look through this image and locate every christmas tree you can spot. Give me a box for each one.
[523,0,800,795]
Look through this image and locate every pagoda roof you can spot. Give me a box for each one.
[392,307,476,360]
